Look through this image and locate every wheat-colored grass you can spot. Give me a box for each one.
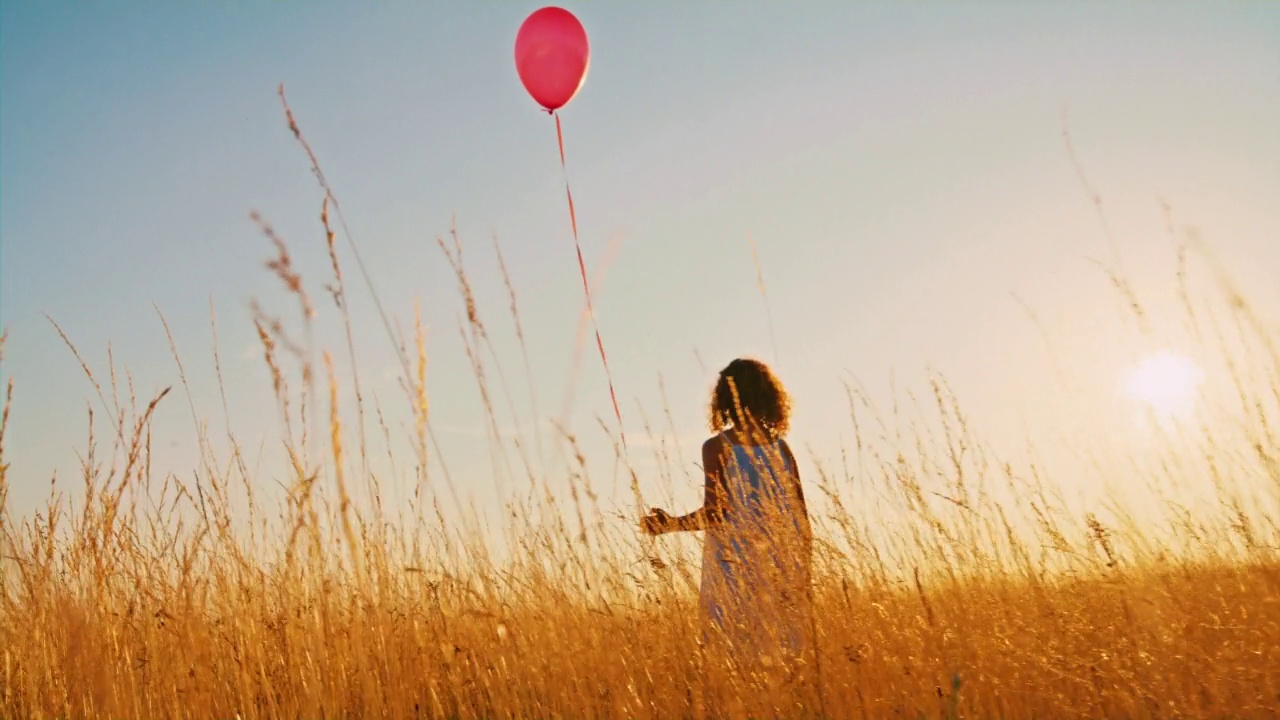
[1,98,1278,720]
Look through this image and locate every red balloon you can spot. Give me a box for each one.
[514,7,590,112]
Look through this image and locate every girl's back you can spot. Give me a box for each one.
[700,434,813,668]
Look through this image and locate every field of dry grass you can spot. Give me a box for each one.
[1,97,1278,719]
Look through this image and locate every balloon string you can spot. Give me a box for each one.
[554,111,628,453]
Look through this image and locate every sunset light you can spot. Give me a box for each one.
[2,4,1278,717]
[1124,350,1205,427]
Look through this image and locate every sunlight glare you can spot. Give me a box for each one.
[1123,351,1205,428]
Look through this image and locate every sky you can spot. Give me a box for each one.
[2,3,1279,535]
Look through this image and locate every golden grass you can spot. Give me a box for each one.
[1,95,1279,719]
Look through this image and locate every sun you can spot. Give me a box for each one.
[1123,351,1205,428]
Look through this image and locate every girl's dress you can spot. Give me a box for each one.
[698,436,815,697]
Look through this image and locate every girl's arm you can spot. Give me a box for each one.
[780,439,809,519]
[646,438,725,534]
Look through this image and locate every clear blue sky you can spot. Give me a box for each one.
[3,3,1278,527]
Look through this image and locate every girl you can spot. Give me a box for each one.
[642,358,817,715]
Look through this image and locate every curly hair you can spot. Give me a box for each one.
[707,358,791,438]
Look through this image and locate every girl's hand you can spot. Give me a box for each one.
[641,508,672,535]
